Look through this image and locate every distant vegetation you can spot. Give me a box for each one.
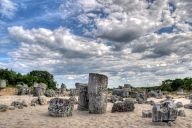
[140,78,192,92]
[0,69,56,89]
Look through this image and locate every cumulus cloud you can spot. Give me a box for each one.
[0,0,17,18]
[1,0,192,87]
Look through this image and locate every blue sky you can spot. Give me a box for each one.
[0,0,192,88]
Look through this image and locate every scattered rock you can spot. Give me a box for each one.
[142,110,152,118]
[31,96,47,106]
[145,100,155,105]
[108,95,123,103]
[152,100,178,122]
[111,99,135,113]
[17,84,29,95]
[184,104,192,109]
[175,102,183,108]
[8,106,15,110]
[11,100,28,109]
[48,98,74,117]
[0,104,8,112]
[69,96,78,105]
[178,110,186,117]
[45,89,56,97]
[136,93,147,104]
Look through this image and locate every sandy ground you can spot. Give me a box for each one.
[0,96,192,128]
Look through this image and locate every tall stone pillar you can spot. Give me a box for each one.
[88,73,108,114]
[77,85,89,111]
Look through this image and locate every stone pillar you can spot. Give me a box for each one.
[78,85,89,111]
[0,80,6,89]
[88,73,108,114]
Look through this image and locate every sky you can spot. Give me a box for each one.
[0,0,192,88]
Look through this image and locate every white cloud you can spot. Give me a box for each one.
[0,0,17,18]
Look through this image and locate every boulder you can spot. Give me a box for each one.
[31,96,47,106]
[184,104,192,109]
[142,110,152,118]
[111,99,135,113]
[33,83,47,96]
[177,110,186,117]
[136,93,147,104]
[45,89,56,97]
[108,95,123,103]
[0,104,8,112]
[69,96,78,105]
[175,102,183,108]
[11,100,28,109]
[152,100,178,122]
[17,84,29,95]
[48,98,74,117]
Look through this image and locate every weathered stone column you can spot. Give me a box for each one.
[78,85,89,111]
[88,73,108,114]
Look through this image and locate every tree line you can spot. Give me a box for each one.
[0,69,57,89]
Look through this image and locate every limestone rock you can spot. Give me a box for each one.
[69,96,78,105]
[33,83,47,96]
[48,98,74,117]
[0,80,6,89]
[142,110,152,118]
[111,99,135,113]
[184,104,192,109]
[31,96,47,106]
[77,85,89,111]
[11,100,28,109]
[152,100,178,122]
[136,93,147,104]
[17,84,29,95]
[0,104,8,112]
[45,89,56,97]
[108,95,123,103]
[88,73,108,114]
[175,102,183,108]
[178,110,186,117]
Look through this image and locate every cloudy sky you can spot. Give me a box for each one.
[0,0,192,88]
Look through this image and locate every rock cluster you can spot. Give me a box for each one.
[142,110,152,118]
[31,96,47,106]
[48,98,74,117]
[111,99,135,113]
[88,73,108,114]
[152,100,178,122]
[112,88,129,98]
[11,100,28,109]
